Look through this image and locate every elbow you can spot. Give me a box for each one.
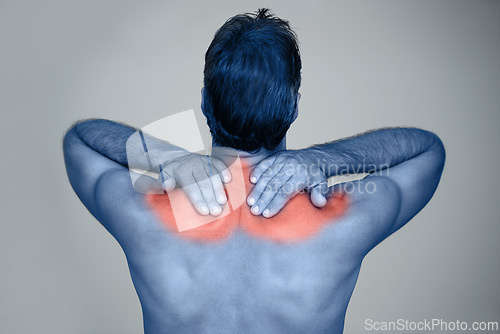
[62,119,96,152]
[62,125,79,155]
[434,134,446,168]
[417,129,446,178]
[63,119,94,141]
[62,127,74,154]
[62,121,88,163]
[429,133,446,178]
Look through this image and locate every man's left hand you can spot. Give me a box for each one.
[247,149,328,218]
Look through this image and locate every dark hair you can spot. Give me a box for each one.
[203,8,301,152]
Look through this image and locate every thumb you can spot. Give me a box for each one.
[310,182,328,208]
[160,169,176,192]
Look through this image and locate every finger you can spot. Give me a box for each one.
[247,160,285,207]
[133,174,164,194]
[261,178,307,218]
[210,157,231,183]
[193,169,222,216]
[250,173,293,216]
[162,177,176,192]
[160,169,176,192]
[205,164,227,205]
[249,155,278,184]
[177,174,210,216]
[310,182,328,208]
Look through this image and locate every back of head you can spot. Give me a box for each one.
[203,8,302,152]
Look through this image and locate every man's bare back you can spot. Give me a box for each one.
[64,119,444,333]
[92,154,401,333]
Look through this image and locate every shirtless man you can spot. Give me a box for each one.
[63,8,445,333]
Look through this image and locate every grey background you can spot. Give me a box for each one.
[1,0,499,333]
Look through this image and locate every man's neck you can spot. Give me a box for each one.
[210,142,285,168]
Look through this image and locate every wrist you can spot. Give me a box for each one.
[301,147,329,178]
[154,148,190,167]
[138,132,190,167]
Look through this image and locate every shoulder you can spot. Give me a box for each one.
[93,168,171,248]
[322,175,402,257]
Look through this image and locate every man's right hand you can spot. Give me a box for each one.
[160,153,231,216]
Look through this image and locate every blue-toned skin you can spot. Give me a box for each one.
[63,120,445,333]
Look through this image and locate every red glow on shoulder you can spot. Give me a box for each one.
[144,159,349,243]
[240,192,348,243]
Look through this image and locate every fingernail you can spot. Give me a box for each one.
[218,194,227,204]
[251,205,259,215]
[247,197,255,206]
[200,206,209,215]
[212,206,222,215]
[250,176,257,183]
[162,179,175,191]
[263,209,270,217]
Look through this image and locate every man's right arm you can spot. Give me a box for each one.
[249,127,446,235]
[64,119,231,218]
